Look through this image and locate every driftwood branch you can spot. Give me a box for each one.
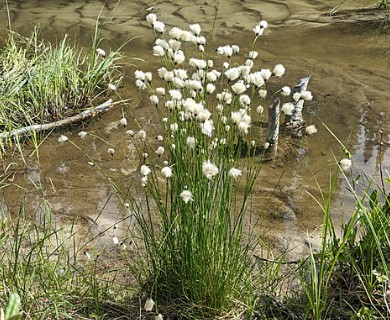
[0,99,113,140]
[287,75,311,129]
[267,97,281,144]
[267,97,281,157]
[291,74,310,97]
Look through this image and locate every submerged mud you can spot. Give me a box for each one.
[1,0,390,259]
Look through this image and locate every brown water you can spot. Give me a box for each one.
[1,0,390,258]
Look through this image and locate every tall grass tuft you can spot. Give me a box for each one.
[334,176,390,318]
[299,162,390,319]
[0,195,135,319]
[129,13,305,318]
[0,23,123,155]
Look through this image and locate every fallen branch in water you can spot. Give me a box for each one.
[0,99,113,140]
[266,97,281,158]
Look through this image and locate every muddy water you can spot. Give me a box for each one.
[1,0,390,258]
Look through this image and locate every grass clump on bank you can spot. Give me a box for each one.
[293,169,390,319]
[0,24,123,154]
[0,197,136,319]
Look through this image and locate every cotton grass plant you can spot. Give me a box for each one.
[128,13,310,318]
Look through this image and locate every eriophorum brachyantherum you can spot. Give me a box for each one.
[132,13,313,313]
[58,135,68,143]
[144,297,155,311]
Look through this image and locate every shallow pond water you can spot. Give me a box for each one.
[1,0,390,258]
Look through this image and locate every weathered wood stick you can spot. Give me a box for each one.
[267,97,281,156]
[267,97,281,144]
[291,74,310,97]
[291,99,304,126]
[288,74,311,128]
[0,99,113,140]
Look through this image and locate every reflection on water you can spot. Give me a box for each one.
[356,110,390,171]
[1,0,390,257]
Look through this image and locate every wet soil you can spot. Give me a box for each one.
[1,0,390,260]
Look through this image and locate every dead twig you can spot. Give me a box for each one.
[0,99,113,140]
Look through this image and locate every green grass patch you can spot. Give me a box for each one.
[0,23,123,155]
[0,197,137,319]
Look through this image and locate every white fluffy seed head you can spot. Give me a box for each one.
[150,95,159,105]
[153,21,165,33]
[96,48,106,57]
[206,83,216,94]
[153,45,165,57]
[248,51,259,60]
[259,20,268,29]
[154,314,164,320]
[293,92,301,102]
[112,236,119,245]
[155,87,165,96]
[155,39,169,49]
[189,58,207,70]
[232,45,240,54]
[281,86,291,96]
[78,131,88,139]
[339,158,352,171]
[108,83,117,91]
[202,160,219,180]
[260,68,272,81]
[155,146,165,156]
[281,102,295,115]
[120,117,128,127]
[301,90,313,101]
[256,105,264,114]
[170,27,183,39]
[305,125,317,135]
[273,64,285,77]
[189,23,201,36]
[180,190,193,203]
[224,67,240,81]
[146,13,157,25]
[200,119,214,137]
[161,166,173,178]
[231,81,247,95]
[144,298,155,311]
[228,167,242,179]
[138,130,146,140]
[187,136,196,149]
[258,89,267,98]
[253,25,264,36]
[141,165,151,176]
[239,94,251,106]
[58,135,68,143]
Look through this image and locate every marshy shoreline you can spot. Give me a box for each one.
[1,1,390,319]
